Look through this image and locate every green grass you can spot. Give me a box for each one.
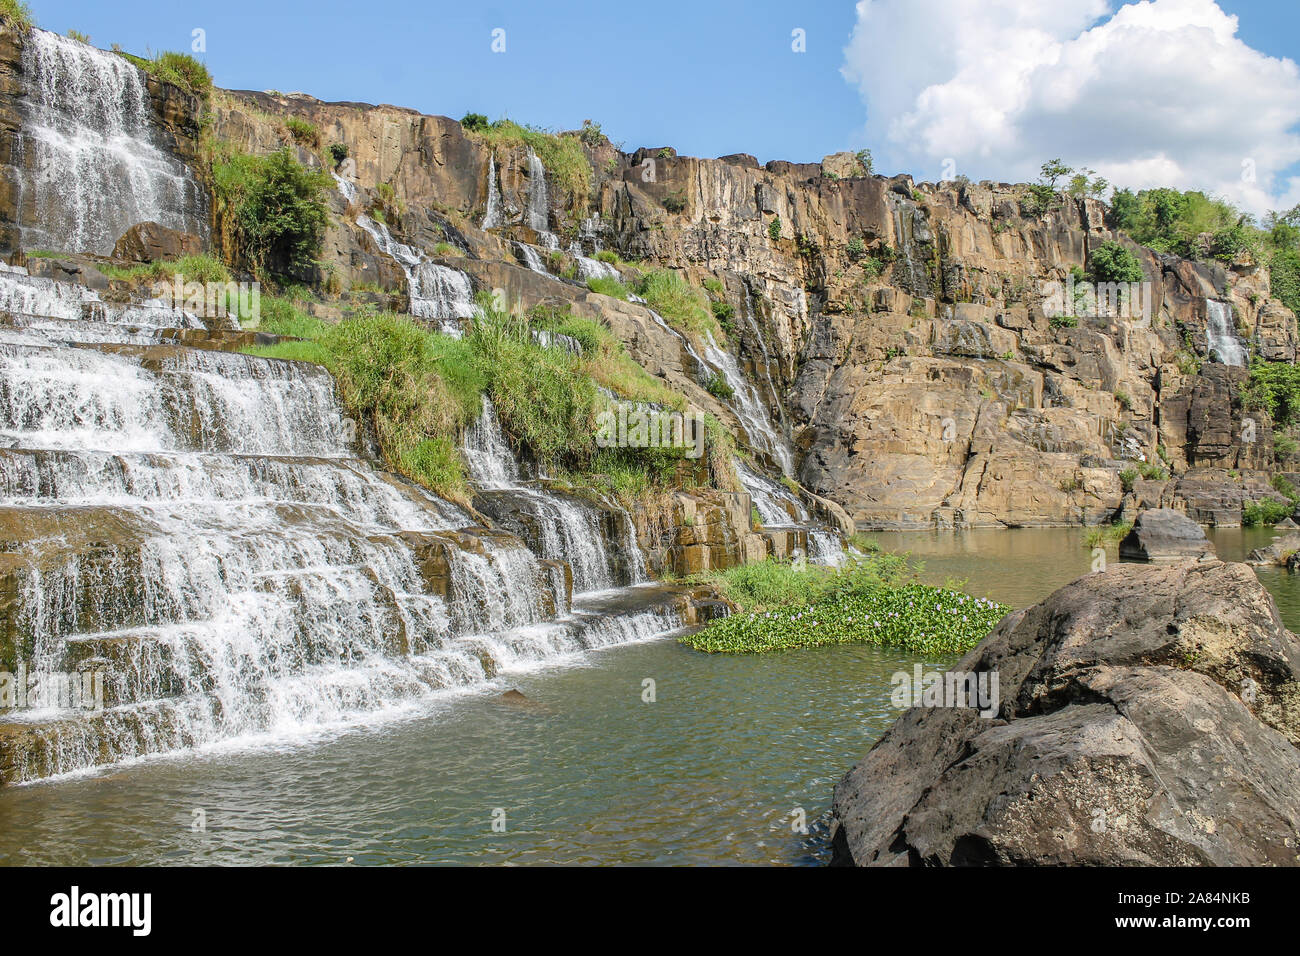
[635,269,720,341]
[680,553,1009,655]
[98,254,231,284]
[470,119,592,214]
[585,276,629,299]
[117,50,212,98]
[1082,520,1133,549]
[0,0,34,30]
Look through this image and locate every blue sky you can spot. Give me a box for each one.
[27,0,1300,212]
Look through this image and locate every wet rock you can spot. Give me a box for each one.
[1119,508,1215,561]
[1247,531,1300,567]
[830,560,1300,866]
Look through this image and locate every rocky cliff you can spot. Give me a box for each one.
[2,24,1296,537]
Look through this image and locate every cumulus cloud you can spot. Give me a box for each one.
[841,0,1300,215]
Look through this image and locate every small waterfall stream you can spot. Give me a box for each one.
[462,396,648,592]
[1206,300,1247,366]
[14,30,209,254]
[481,155,503,230]
[353,214,476,332]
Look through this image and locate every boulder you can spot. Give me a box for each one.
[1247,531,1300,567]
[111,221,203,263]
[1119,508,1215,561]
[830,560,1300,866]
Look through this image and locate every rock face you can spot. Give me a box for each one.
[111,221,203,263]
[1119,508,1216,561]
[830,561,1300,866]
[1247,531,1300,567]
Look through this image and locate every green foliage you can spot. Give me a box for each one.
[635,269,719,341]
[846,237,866,260]
[1066,167,1109,198]
[67,28,90,43]
[855,149,873,176]
[285,117,320,148]
[1119,467,1139,493]
[586,275,629,299]
[1089,241,1144,283]
[1271,472,1299,502]
[1271,247,1300,315]
[1082,520,1133,550]
[1114,390,1132,410]
[768,217,782,241]
[470,119,592,213]
[1138,461,1168,481]
[0,0,34,30]
[680,556,1009,655]
[662,190,687,214]
[1243,360,1300,428]
[578,119,606,147]
[459,112,490,133]
[140,51,213,99]
[594,250,619,264]
[212,147,332,279]
[1109,186,1255,260]
[98,253,231,285]
[1050,314,1079,329]
[1244,498,1294,527]
[705,372,735,400]
[327,142,349,167]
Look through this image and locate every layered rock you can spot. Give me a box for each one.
[830,560,1300,866]
[1119,508,1216,561]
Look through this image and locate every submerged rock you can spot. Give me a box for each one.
[1118,508,1215,561]
[1248,531,1300,567]
[830,560,1300,866]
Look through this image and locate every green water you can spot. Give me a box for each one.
[2,527,1295,866]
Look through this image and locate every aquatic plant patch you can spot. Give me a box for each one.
[681,584,1009,655]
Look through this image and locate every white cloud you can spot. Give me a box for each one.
[841,0,1300,216]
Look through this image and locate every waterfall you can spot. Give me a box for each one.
[515,241,549,274]
[0,273,686,784]
[526,148,550,233]
[462,396,647,593]
[354,214,476,332]
[734,459,844,566]
[481,155,503,230]
[1205,300,1246,366]
[14,30,209,255]
[701,330,794,475]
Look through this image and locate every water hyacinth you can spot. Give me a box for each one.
[679,583,1010,655]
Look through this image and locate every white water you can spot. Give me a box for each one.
[1206,300,1247,366]
[515,241,549,274]
[526,148,550,234]
[462,396,647,592]
[481,155,503,230]
[734,459,844,565]
[15,30,209,254]
[353,214,476,333]
[0,274,681,784]
[702,330,794,475]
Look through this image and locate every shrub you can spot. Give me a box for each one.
[212,147,333,279]
[67,28,90,43]
[768,217,782,241]
[1119,467,1139,493]
[1138,462,1168,481]
[1271,248,1300,315]
[285,117,320,148]
[846,237,866,261]
[144,51,212,99]
[1115,390,1132,410]
[662,190,687,214]
[1244,498,1293,527]
[328,142,349,167]
[705,372,735,400]
[594,250,618,264]
[1050,315,1078,329]
[1089,241,1144,283]
[470,119,592,214]
[1244,360,1300,428]
[459,113,490,133]
[1082,520,1133,550]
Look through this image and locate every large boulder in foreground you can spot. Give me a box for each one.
[111,221,203,263]
[830,561,1300,866]
[1119,507,1215,561]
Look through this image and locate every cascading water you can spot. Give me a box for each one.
[462,396,647,592]
[353,213,476,332]
[14,30,209,255]
[526,148,550,234]
[0,270,683,784]
[701,330,794,476]
[1205,300,1247,366]
[481,155,503,230]
[734,459,843,566]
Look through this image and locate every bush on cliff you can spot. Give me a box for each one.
[468,119,591,213]
[213,147,333,281]
[1088,240,1144,283]
[635,269,720,342]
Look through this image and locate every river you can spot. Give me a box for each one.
[0,526,1293,866]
